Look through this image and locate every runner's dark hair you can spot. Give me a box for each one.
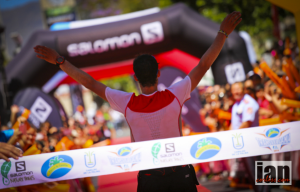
[133,54,159,87]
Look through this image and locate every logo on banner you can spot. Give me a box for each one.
[224,62,246,84]
[266,128,280,138]
[190,137,221,160]
[232,133,244,149]
[118,147,132,156]
[152,143,161,165]
[151,142,184,165]
[66,21,164,57]
[67,32,142,57]
[255,128,290,152]
[1,161,11,185]
[165,143,175,153]
[231,133,248,156]
[41,155,73,179]
[15,161,26,172]
[83,151,100,175]
[30,97,52,123]
[1,161,35,186]
[108,147,141,171]
[140,21,164,45]
[85,151,96,168]
[255,161,291,185]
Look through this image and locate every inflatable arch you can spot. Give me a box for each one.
[5,3,253,132]
[6,3,252,88]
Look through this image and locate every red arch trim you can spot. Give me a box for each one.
[58,49,200,85]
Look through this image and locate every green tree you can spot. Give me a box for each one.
[76,0,159,20]
[164,0,295,56]
[100,75,139,95]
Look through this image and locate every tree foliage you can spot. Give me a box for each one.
[76,0,159,19]
[100,75,139,95]
[169,0,294,55]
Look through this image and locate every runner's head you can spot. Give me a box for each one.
[133,54,159,87]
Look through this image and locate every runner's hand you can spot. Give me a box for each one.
[34,45,60,64]
[0,142,22,162]
[220,11,242,35]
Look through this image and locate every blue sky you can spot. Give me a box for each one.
[0,0,38,10]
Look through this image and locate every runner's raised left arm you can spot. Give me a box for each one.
[188,11,242,91]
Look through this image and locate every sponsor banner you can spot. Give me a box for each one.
[0,121,299,189]
[107,146,141,171]
[190,137,221,160]
[151,143,184,166]
[231,133,249,156]
[13,87,64,129]
[255,127,290,152]
[57,19,169,59]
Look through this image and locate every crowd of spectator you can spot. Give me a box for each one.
[0,103,125,191]
[199,39,299,132]
[193,38,300,190]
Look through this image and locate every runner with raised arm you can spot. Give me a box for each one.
[34,11,241,192]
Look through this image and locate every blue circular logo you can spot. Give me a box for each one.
[265,128,280,138]
[41,155,73,179]
[190,137,221,160]
[118,147,131,156]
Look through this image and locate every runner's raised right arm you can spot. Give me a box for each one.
[34,46,107,101]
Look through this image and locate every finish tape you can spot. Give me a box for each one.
[0,121,299,189]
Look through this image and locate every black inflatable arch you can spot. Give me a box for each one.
[5,3,252,87]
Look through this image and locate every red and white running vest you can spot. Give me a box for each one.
[105,76,191,142]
